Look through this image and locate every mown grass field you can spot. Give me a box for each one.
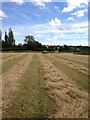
[1,52,88,118]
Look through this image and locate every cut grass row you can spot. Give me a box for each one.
[44,54,88,92]
[2,53,18,59]
[54,54,88,68]
[2,54,28,74]
[3,54,55,118]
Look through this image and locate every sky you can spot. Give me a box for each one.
[0,0,88,46]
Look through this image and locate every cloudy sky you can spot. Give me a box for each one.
[0,0,88,45]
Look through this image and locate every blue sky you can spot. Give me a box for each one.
[0,0,88,45]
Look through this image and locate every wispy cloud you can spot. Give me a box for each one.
[48,18,61,27]
[67,17,75,21]
[31,0,52,7]
[11,0,24,4]
[55,6,58,9]
[2,19,87,45]
[0,0,25,4]
[1,1,88,45]
[0,9,7,19]
[71,9,87,17]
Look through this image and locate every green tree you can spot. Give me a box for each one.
[24,35,43,51]
[4,31,8,42]
[8,28,15,46]
[24,35,35,44]
[0,30,2,50]
[0,30,2,41]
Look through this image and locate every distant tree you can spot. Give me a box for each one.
[8,28,15,46]
[18,43,23,47]
[24,35,35,50]
[24,35,43,51]
[17,43,23,50]
[4,31,8,42]
[24,35,35,44]
[63,44,69,51]
[0,30,2,41]
[0,30,2,50]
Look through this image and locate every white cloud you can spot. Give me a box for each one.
[48,18,61,27]
[13,31,21,36]
[73,22,88,28]
[31,21,87,35]
[0,10,7,19]
[44,36,60,45]
[67,17,75,21]
[46,38,53,42]
[0,0,24,4]
[71,9,87,17]
[10,0,24,4]
[31,0,52,7]
[2,22,88,45]
[62,0,88,12]
[55,6,58,9]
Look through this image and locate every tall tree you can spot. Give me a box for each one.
[4,31,8,42]
[0,30,2,41]
[0,30,2,49]
[8,28,15,46]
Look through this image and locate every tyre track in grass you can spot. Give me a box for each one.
[3,53,55,118]
[2,53,33,117]
[2,53,28,74]
[48,53,88,75]
[39,53,88,118]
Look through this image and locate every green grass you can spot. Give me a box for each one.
[2,54,28,73]
[3,54,56,118]
[44,54,88,92]
[54,54,88,68]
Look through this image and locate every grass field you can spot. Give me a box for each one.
[1,52,88,118]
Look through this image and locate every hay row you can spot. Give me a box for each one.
[48,54,88,75]
[2,53,33,114]
[39,53,88,118]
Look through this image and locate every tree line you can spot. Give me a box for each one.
[0,28,89,55]
[0,28,43,51]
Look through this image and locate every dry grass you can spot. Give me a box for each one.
[39,53,88,118]
[2,54,55,118]
[55,53,88,67]
[2,52,88,118]
[2,53,33,118]
[2,53,28,73]
[49,54,88,75]
[44,54,88,92]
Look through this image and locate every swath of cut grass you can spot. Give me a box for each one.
[3,54,55,118]
[2,53,28,73]
[2,53,18,59]
[54,54,88,68]
[44,54,88,92]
